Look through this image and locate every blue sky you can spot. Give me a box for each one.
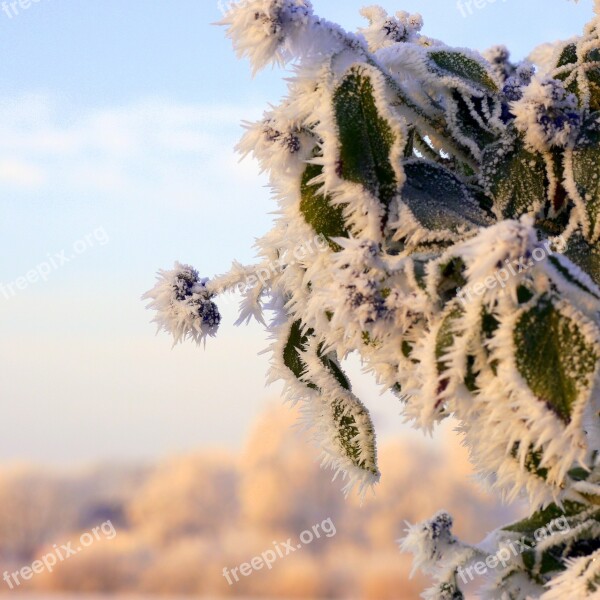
[0,0,595,465]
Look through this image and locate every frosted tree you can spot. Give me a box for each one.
[145,1,600,597]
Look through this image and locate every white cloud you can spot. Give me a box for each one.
[0,158,46,188]
[0,95,265,201]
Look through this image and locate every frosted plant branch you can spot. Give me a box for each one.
[146,2,600,597]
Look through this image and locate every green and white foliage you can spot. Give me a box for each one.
[145,1,600,597]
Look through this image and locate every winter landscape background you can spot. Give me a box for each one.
[0,0,595,598]
[0,405,518,598]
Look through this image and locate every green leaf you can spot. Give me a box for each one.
[428,49,498,93]
[283,320,316,388]
[284,322,351,391]
[481,135,547,218]
[555,42,600,110]
[333,66,398,209]
[435,305,478,391]
[401,160,493,232]
[585,49,600,112]
[514,296,598,423]
[557,43,577,69]
[283,321,379,477]
[447,90,498,153]
[554,43,578,98]
[504,501,586,534]
[481,308,500,375]
[331,397,378,475]
[568,112,600,242]
[565,234,600,287]
[300,163,349,250]
[548,255,599,299]
[505,502,600,581]
[511,442,549,481]
[318,343,351,391]
[436,306,463,374]
[412,257,430,290]
[437,257,467,303]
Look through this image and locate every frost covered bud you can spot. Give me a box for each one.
[359,6,423,51]
[220,0,313,73]
[144,262,221,345]
[263,121,302,153]
[426,512,454,542]
[513,76,580,150]
[502,62,535,102]
[400,511,457,575]
[483,45,514,83]
[346,276,388,326]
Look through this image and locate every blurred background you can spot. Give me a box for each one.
[0,0,595,598]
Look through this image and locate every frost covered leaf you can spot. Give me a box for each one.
[555,41,600,112]
[427,49,499,93]
[542,549,600,600]
[514,296,598,423]
[511,442,549,481]
[330,396,377,475]
[447,91,498,154]
[436,257,468,303]
[503,500,585,535]
[436,305,463,374]
[584,49,600,112]
[556,43,577,72]
[300,162,348,249]
[564,234,600,286]
[565,112,600,242]
[333,66,399,209]
[401,160,493,232]
[319,344,351,390]
[481,134,547,218]
[502,502,600,588]
[282,321,379,482]
[283,319,315,385]
[547,252,600,299]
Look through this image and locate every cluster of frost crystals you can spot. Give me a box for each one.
[144,263,221,345]
[238,107,315,176]
[330,240,390,329]
[502,62,535,102]
[483,45,514,83]
[512,76,581,150]
[401,512,458,573]
[220,0,314,73]
[401,512,476,600]
[359,6,423,52]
